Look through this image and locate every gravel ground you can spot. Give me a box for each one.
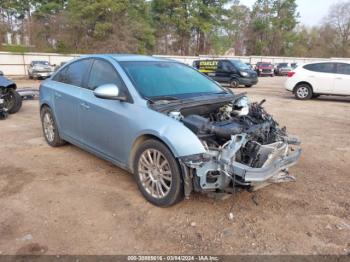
[0,77,349,255]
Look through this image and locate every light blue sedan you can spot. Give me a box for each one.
[40,54,301,207]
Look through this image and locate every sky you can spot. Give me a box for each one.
[240,0,337,27]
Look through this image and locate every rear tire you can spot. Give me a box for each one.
[294,84,313,100]
[133,139,184,207]
[40,106,66,147]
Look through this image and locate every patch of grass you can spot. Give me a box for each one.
[1,45,30,53]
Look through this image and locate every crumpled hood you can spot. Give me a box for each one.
[0,76,16,89]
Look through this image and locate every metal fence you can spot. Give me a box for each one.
[0,51,348,77]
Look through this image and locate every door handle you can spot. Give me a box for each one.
[54,92,62,98]
[80,103,90,109]
[308,75,315,78]
[335,77,343,80]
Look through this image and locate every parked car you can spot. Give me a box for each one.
[28,60,53,79]
[274,63,292,76]
[40,54,301,207]
[285,61,350,100]
[255,62,274,77]
[291,63,298,69]
[193,59,258,88]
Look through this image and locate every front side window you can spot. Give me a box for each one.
[121,61,224,99]
[303,63,335,73]
[222,61,234,72]
[87,60,124,90]
[64,59,91,87]
[336,63,350,75]
[231,60,250,70]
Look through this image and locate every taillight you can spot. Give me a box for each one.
[288,71,295,77]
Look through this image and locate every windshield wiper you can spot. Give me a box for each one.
[145,95,180,104]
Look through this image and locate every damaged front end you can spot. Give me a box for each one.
[170,95,301,197]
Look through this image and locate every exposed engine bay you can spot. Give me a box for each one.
[157,93,302,196]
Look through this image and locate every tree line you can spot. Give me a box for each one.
[0,0,349,57]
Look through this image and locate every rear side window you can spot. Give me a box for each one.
[53,59,91,86]
[53,67,67,82]
[336,63,350,75]
[65,59,91,86]
[303,63,335,73]
[87,59,124,90]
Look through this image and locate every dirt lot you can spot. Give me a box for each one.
[0,77,349,255]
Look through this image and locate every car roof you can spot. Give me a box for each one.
[81,54,171,62]
[305,60,350,64]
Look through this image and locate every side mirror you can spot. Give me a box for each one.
[93,83,127,101]
[0,70,3,76]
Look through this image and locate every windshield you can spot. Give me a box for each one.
[231,60,250,70]
[261,63,272,67]
[120,61,225,99]
[33,61,49,65]
[279,63,288,67]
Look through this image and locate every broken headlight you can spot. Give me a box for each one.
[233,96,249,116]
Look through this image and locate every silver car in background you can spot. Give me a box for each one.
[28,60,53,79]
[39,54,301,207]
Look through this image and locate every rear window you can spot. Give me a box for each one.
[336,63,350,75]
[303,63,335,73]
[32,61,49,65]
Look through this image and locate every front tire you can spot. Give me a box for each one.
[40,106,66,147]
[245,85,253,88]
[4,89,22,114]
[294,84,313,100]
[230,78,239,88]
[133,139,184,207]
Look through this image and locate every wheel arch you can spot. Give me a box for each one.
[128,134,177,173]
[40,103,51,111]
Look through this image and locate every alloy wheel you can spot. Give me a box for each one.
[138,149,172,199]
[43,112,55,142]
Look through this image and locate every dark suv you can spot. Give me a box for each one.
[193,59,258,88]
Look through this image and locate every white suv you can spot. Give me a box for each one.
[285,61,350,100]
